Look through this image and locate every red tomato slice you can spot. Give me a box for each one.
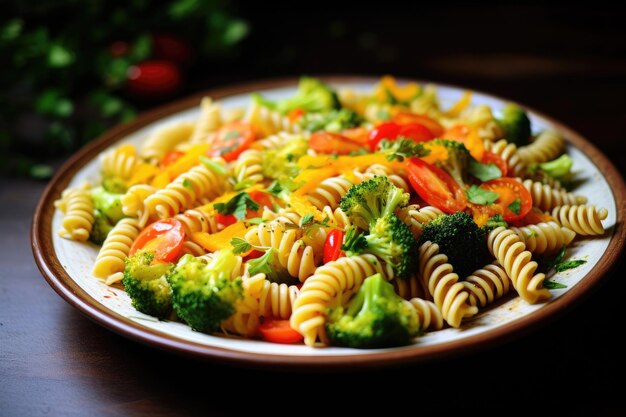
[208,122,256,162]
[323,229,345,264]
[481,151,508,177]
[341,127,370,145]
[129,219,185,263]
[248,190,273,211]
[480,178,532,222]
[392,111,444,136]
[259,319,304,344]
[309,131,365,155]
[368,121,434,150]
[406,158,467,214]
[160,150,185,169]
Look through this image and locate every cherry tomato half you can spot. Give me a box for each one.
[392,111,444,136]
[208,122,256,162]
[129,218,185,263]
[323,229,345,264]
[481,151,508,177]
[259,319,304,344]
[406,157,467,214]
[309,131,365,155]
[480,178,532,222]
[368,121,435,151]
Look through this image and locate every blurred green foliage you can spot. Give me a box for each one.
[0,0,248,179]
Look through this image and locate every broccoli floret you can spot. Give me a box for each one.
[253,76,340,115]
[123,252,174,319]
[430,139,471,188]
[91,186,125,223]
[102,176,128,194]
[482,214,508,233]
[496,103,531,146]
[342,214,418,279]
[419,212,490,277]
[247,248,296,284]
[339,176,410,230]
[300,108,362,132]
[261,137,309,180]
[379,138,430,162]
[538,154,574,184]
[326,273,420,349]
[89,210,114,245]
[167,252,243,333]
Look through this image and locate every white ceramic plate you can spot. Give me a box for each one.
[32,77,626,368]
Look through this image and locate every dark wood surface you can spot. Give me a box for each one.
[3,5,626,414]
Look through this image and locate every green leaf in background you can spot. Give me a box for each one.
[1,19,23,41]
[169,0,200,19]
[29,164,54,180]
[222,19,249,46]
[36,90,74,118]
[48,43,74,68]
[130,34,152,61]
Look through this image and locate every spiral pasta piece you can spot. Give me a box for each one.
[181,240,207,257]
[92,218,141,285]
[145,162,227,219]
[306,175,354,210]
[141,122,194,161]
[463,261,511,308]
[517,130,566,164]
[518,178,586,211]
[54,182,94,242]
[100,144,138,182]
[121,184,156,227]
[174,207,220,235]
[321,206,352,229]
[242,273,301,320]
[189,97,223,143]
[463,105,503,141]
[245,222,320,282]
[245,100,301,137]
[550,205,608,236]
[487,227,550,304]
[253,132,305,150]
[408,298,444,331]
[396,205,444,239]
[231,149,264,186]
[409,84,440,116]
[393,274,425,300]
[510,222,576,254]
[483,139,527,177]
[290,254,393,346]
[418,241,478,327]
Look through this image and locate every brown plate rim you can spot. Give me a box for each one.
[32,75,626,369]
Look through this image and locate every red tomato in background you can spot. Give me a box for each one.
[126,60,182,98]
[151,33,193,67]
[392,111,444,136]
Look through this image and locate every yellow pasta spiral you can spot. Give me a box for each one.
[174,206,220,235]
[290,254,393,346]
[396,205,444,239]
[231,149,264,186]
[417,241,478,327]
[517,130,565,164]
[245,100,301,137]
[189,97,223,143]
[242,272,300,320]
[408,298,444,331]
[54,183,94,242]
[100,145,138,181]
[463,261,511,308]
[487,227,550,304]
[306,175,354,210]
[321,205,352,229]
[121,184,156,227]
[145,162,227,219]
[550,205,608,236]
[245,222,320,282]
[92,218,141,285]
[393,274,425,300]
[510,221,576,254]
[141,122,194,161]
[483,139,527,177]
[518,178,586,211]
[253,132,305,150]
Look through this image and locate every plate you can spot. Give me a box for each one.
[32,76,626,368]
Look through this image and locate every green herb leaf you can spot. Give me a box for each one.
[230,237,251,254]
[483,214,508,231]
[508,198,521,215]
[300,213,314,226]
[48,43,74,68]
[466,185,499,205]
[213,192,260,220]
[266,181,283,195]
[182,178,193,189]
[246,217,265,225]
[468,159,502,182]
[379,138,430,162]
[222,19,249,46]
[200,156,227,175]
[543,280,567,289]
[554,259,587,272]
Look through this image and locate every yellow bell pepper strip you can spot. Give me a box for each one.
[127,163,160,186]
[151,144,210,188]
[444,91,472,117]
[191,222,248,253]
[287,194,325,221]
[375,76,421,104]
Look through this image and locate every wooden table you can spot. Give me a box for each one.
[3,9,626,409]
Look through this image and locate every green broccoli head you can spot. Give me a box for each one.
[419,211,490,277]
[365,214,419,279]
[167,252,243,333]
[261,136,308,180]
[430,139,471,188]
[91,186,125,223]
[538,154,574,184]
[123,252,174,319]
[339,176,410,230]
[89,210,114,245]
[496,103,531,146]
[300,108,362,132]
[101,176,128,194]
[247,247,296,284]
[326,273,420,349]
[253,76,340,115]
